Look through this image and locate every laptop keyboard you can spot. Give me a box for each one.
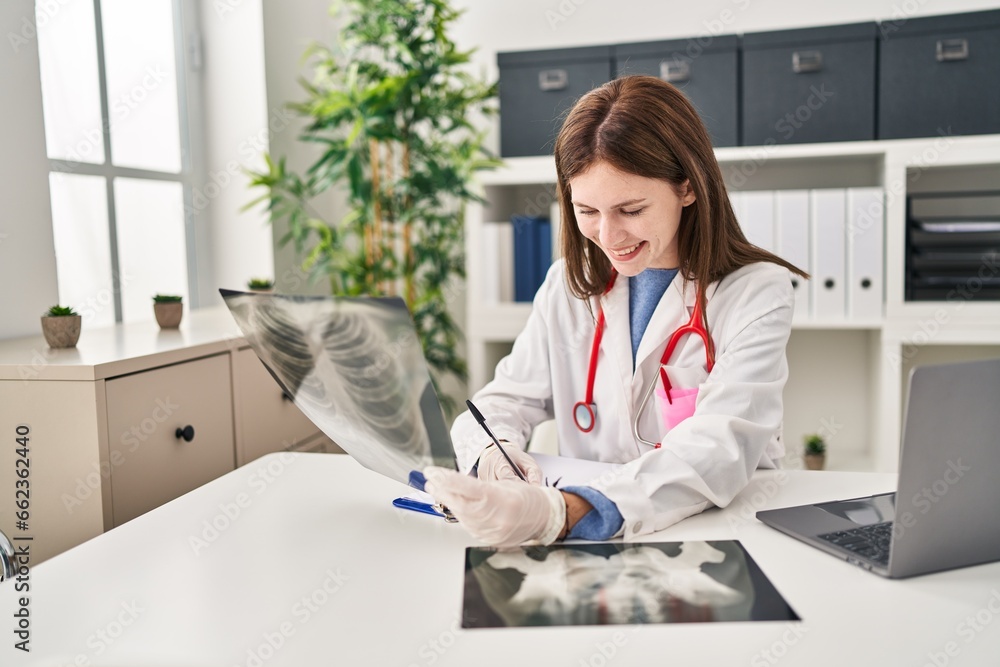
[817,521,893,567]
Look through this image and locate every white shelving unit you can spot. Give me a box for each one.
[465,135,1000,473]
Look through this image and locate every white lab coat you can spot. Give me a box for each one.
[452,259,794,539]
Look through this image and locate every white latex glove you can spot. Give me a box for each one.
[423,467,566,548]
[476,443,544,485]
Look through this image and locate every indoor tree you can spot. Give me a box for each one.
[247,0,499,412]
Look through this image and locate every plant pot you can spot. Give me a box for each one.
[804,453,826,471]
[40,315,81,348]
[248,288,274,294]
[154,302,183,329]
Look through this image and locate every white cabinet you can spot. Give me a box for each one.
[233,347,322,464]
[0,380,109,564]
[465,136,1000,473]
[105,354,236,526]
[0,308,335,563]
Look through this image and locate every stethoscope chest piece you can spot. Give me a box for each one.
[573,401,597,433]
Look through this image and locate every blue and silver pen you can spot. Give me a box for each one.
[465,399,527,482]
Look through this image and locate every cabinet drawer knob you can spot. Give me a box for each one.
[175,425,195,442]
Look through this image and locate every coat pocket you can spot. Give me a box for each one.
[654,385,699,432]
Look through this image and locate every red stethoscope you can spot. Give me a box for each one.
[572,271,716,445]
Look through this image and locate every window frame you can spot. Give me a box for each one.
[45,0,205,320]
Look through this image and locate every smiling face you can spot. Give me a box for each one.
[569,161,695,276]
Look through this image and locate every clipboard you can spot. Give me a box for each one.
[393,470,458,522]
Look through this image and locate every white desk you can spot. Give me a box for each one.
[3,453,998,666]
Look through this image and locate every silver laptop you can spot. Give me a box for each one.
[757,357,1000,578]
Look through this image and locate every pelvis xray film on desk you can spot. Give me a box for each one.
[220,289,457,484]
[462,541,799,628]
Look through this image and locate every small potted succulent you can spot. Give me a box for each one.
[803,434,827,471]
[153,294,183,329]
[40,305,81,348]
[246,277,275,293]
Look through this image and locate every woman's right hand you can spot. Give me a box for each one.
[476,443,544,485]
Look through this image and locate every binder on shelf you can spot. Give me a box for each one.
[741,190,776,253]
[497,222,514,302]
[549,201,562,262]
[481,223,502,303]
[847,188,885,321]
[512,215,537,302]
[511,215,552,302]
[810,189,847,321]
[775,190,812,321]
[536,217,553,285]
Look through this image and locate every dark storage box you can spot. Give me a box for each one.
[879,9,1000,140]
[497,46,613,157]
[742,22,878,146]
[614,35,739,147]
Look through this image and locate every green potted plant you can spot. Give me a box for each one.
[40,305,81,348]
[246,0,500,413]
[247,277,275,293]
[804,434,827,470]
[153,294,183,329]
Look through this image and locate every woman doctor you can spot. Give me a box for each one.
[424,75,808,547]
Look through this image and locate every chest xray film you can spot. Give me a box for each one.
[221,289,457,484]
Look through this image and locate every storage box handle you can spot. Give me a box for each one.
[936,38,969,62]
[538,69,568,91]
[792,50,823,74]
[659,59,690,83]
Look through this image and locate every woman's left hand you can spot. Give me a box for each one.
[476,444,545,484]
[423,467,566,548]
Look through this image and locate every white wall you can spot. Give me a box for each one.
[197,0,274,305]
[454,0,1000,51]
[0,0,59,338]
[260,0,342,296]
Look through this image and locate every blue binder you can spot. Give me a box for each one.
[536,217,553,283]
[512,215,554,302]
